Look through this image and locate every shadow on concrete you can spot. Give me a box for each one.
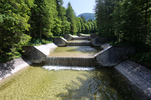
[0,57,31,79]
[0,60,15,79]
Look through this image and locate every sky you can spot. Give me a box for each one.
[63,0,96,16]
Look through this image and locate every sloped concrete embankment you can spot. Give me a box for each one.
[95,46,151,99]
[0,57,32,80]
[91,36,117,46]
[94,46,135,67]
[53,37,92,46]
[22,43,57,63]
[115,60,151,100]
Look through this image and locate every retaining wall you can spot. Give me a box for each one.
[22,46,46,63]
[95,46,135,67]
[0,57,32,80]
[66,42,91,46]
[91,36,117,46]
[53,37,67,47]
[63,34,73,40]
[115,60,151,100]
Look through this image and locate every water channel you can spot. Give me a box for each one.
[0,65,141,100]
[0,37,141,99]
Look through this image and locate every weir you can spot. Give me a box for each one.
[66,41,91,46]
[45,34,99,68]
[45,57,95,67]
[72,37,89,40]
[1,34,145,100]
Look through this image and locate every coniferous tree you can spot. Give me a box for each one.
[66,2,77,34]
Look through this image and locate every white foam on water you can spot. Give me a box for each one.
[42,65,95,71]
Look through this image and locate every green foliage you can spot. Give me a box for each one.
[0,0,32,62]
[66,2,77,34]
[52,18,62,36]
[130,53,151,68]
[28,38,53,46]
[0,0,98,63]
[95,0,151,67]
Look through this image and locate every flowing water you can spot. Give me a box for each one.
[48,46,102,57]
[67,40,90,42]
[0,64,141,100]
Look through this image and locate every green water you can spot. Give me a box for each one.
[49,46,102,57]
[0,65,141,100]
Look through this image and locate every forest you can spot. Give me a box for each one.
[95,0,151,67]
[0,0,97,62]
[0,0,151,67]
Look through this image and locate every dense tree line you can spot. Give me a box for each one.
[95,0,151,67]
[77,15,97,34]
[0,0,97,62]
[95,0,151,46]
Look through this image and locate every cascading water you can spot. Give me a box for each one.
[0,35,142,100]
[42,56,96,71]
[43,37,100,71]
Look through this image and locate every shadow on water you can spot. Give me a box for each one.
[56,68,141,100]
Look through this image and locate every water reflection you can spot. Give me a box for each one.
[48,46,102,57]
[0,66,141,100]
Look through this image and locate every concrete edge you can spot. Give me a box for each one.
[114,60,151,100]
[0,58,32,81]
[94,46,112,57]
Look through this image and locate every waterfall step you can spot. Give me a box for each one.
[72,37,89,40]
[46,57,95,67]
[42,66,95,71]
[66,42,91,46]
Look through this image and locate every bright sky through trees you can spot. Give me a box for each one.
[63,0,95,16]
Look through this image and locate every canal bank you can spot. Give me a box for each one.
[115,60,151,100]
[0,35,150,99]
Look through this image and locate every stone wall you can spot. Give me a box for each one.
[115,60,151,100]
[53,37,67,47]
[22,46,46,63]
[95,46,135,67]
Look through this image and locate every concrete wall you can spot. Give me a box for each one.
[63,34,73,40]
[53,37,67,47]
[90,34,98,40]
[72,37,88,40]
[115,60,151,100]
[95,46,135,67]
[66,42,91,46]
[0,57,32,80]
[22,46,46,63]
[91,36,117,46]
